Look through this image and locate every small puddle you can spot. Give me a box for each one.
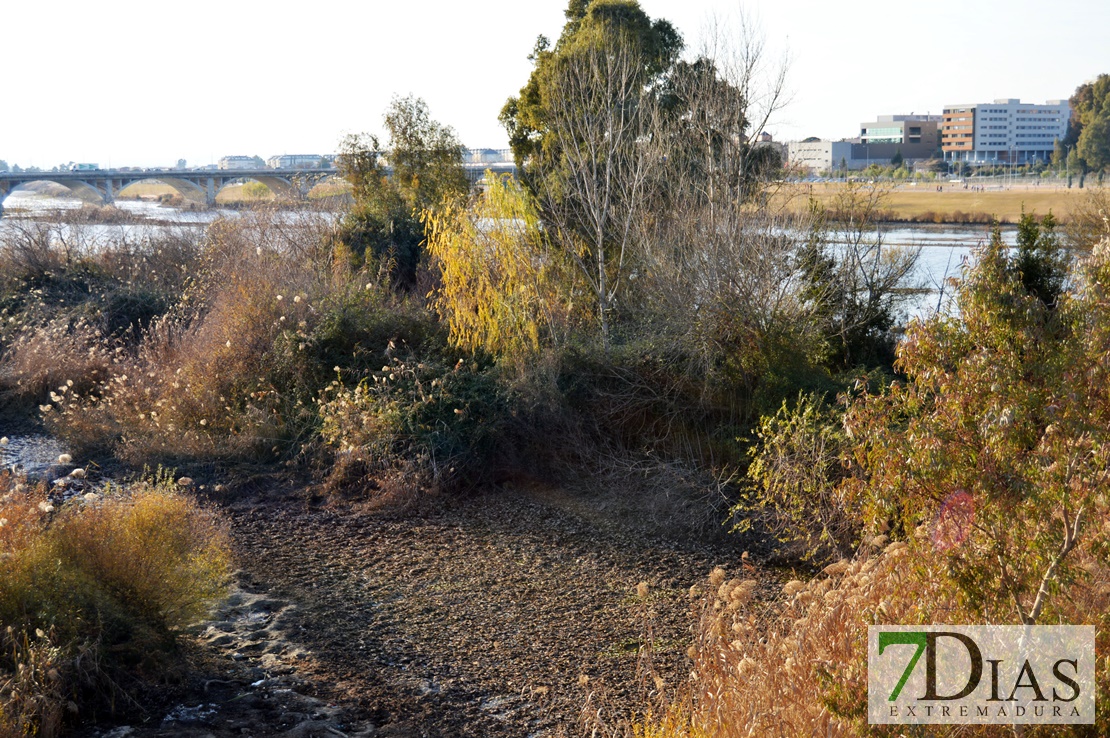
[0,433,68,479]
[1,433,103,500]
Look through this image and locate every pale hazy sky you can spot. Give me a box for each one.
[3,0,1106,169]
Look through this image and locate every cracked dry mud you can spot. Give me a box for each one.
[81,484,747,737]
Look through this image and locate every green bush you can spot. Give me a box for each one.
[736,391,857,560]
[318,352,509,494]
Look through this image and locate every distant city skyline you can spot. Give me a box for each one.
[3,0,1106,169]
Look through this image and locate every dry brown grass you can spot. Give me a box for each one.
[0,317,118,414]
[24,207,419,469]
[45,213,330,462]
[631,533,1110,737]
[774,182,1101,224]
[0,471,231,736]
[645,542,962,737]
[0,223,209,434]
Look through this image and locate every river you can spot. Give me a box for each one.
[860,223,1016,317]
[3,190,1006,278]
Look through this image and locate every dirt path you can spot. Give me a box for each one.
[79,484,748,737]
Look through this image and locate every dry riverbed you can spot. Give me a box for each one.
[76,481,754,737]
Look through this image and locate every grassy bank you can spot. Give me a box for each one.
[776,181,1101,223]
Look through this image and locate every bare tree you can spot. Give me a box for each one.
[538,32,659,347]
[623,17,819,400]
[801,182,923,369]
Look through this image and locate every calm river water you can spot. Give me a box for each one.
[1,191,1012,318]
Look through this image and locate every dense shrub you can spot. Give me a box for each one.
[30,210,437,467]
[0,226,202,422]
[0,472,230,736]
[318,352,509,494]
[635,216,1110,738]
[736,392,857,560]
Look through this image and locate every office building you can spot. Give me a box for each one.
[858,114,942,160]
[941,99,1069,165]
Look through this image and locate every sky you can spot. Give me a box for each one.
[2,0,1107,169]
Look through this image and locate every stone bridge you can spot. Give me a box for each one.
[0,167,338,214]
[0,162,517,216]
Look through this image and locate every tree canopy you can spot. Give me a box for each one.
[336,95,468,287]
[500,0,682,180]
[1068,74,1110,171]
[497,0,792,346]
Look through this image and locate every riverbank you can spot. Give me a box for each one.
[775,181,1102,224]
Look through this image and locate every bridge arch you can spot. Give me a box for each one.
[118,177,207,203]
[245,176,295,198]
[210,175,297,202]
[305,174,351,198]
[1,179,108,206]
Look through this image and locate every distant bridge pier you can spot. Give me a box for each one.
[206,177,217,205]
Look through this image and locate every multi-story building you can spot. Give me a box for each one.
[267,154,328,169]
[858,114,942,160]
[789,114,941,174]
[786,138,901,174]
[218,155,262,170]
[941,99,1069,165]
[787,139,856,174]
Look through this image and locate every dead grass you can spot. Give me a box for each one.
[23,207,434,470]
[0,317,118,415]
[774,182,1101,224]
[44,213,328,463]
[0,225,203,423]
[0,471,231,736]
[630,533,1110,737]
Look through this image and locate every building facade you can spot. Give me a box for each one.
[787,140,894,174]
[218,155,262,170]
[267,154,328,169]
[859,114,941,161]
[941,99,1069,165]
[787,140,855,174]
